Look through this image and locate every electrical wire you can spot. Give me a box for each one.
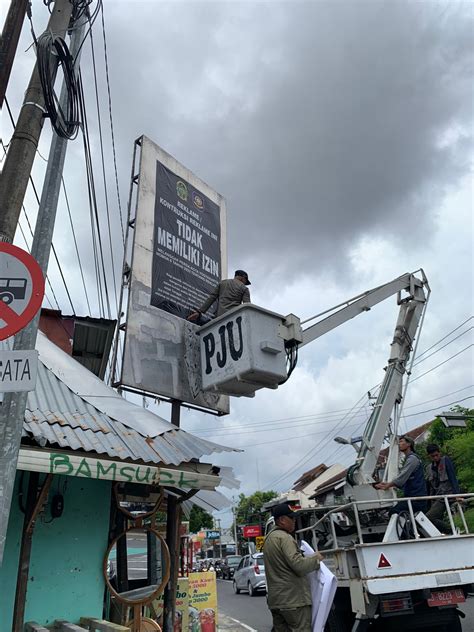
[16,220,55,310]
[61,176,92,313]
[410,345,473,383]
[412,326,473,367]
[4,98,76,313]
[195,384,474,437]
[263,393,371,490]
[88,26,119,315]
[36,30,80,139]
[401,396,473,418]
[72,0,103,63]
[100,2,125,246]
[415,316,473,361]
[236,422,362,450]
[78,70,112,318]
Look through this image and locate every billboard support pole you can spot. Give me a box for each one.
[171,399,181,428]
[110,136,142,387]
[163,399,181,632]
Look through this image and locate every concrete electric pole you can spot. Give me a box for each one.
[0,0,83,565]
[0,0,29,108]
[0,0,73,244]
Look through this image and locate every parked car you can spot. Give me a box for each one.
[221,555,242,580]
[233,553,266,596]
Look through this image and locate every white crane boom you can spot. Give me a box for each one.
[300,271,427,348]
[299,270,429,486]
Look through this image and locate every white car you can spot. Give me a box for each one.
[233,553,266,596]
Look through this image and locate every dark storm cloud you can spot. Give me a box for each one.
[98,1,472,278]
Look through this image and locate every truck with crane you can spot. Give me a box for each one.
[195,270,473,631]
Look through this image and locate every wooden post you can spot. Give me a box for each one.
[13,473,53,632]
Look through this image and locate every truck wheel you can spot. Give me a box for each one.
[443,613,462,632]
[324,609,353,632]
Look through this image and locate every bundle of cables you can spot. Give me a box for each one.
[37,29,80,139]
[279,341,299,384]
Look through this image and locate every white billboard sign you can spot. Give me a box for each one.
[120,136,229,413]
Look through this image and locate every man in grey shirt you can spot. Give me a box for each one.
[375,435,428,515]
[187,269,251,321]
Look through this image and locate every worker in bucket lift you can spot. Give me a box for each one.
[187,269,251,323]
[375,435,428,515]
[425,443,462,533]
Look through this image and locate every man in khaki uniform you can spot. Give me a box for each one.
[187,269,251,321]
[263,503,323,632]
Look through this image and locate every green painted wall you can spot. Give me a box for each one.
[0,472,111,628]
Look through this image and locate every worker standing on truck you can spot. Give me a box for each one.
[263,503,323,632]
[187,269,251,323]
[425,443,461,533]
[375,435,428,514]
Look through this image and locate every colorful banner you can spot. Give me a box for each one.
[256,536,265,551]
[149,577,189,631]
[188,571,218,632]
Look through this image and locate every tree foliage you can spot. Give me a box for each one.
[427,406,474,492]
[189,505,213,533]
[236,490,278,525]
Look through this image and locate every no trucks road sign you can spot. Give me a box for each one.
[0,243,44,393]
[0,242,45,341]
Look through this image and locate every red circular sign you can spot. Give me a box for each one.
[0,243,45,341]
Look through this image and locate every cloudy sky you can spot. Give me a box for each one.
[2,1,473,526]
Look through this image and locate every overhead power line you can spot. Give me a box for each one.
[100,2,125,246]
[415,316,473,361]
[263,393,370,490]
[3,98,76,313]
[413,327,473,367]
[410,345,473,383]
[88,26,119,315]
[195,384,474,437]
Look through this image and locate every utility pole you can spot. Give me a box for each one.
[0,4,82,565]
[0,0,29,108]
[217,518,222,558]
[0,0,73,244]
[232,503,238,555]
[163,400,181,632]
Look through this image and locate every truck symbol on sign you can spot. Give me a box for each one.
[0,278,27,304]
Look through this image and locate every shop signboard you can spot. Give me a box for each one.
[189,571,218,632]
[150,576,189,631]
[243,525,261,538]
[256,536,265,551]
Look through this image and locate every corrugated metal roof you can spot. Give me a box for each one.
[18,333,236,467]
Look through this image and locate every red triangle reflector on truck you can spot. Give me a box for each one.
[378,553,392,569]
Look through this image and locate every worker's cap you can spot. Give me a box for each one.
[272,503,296,520]
[235,270,251,285]
[398,435,415,450]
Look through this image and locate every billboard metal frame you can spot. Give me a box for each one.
[110,136,229,416]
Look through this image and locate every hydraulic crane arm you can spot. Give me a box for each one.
[299,271,428,348]
[296,270,430,486]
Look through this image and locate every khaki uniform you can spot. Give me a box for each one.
[199,278,250,316]
[263,527,320,632]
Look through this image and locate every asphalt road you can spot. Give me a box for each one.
[217,578,474,631]
[218,578,272,632]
